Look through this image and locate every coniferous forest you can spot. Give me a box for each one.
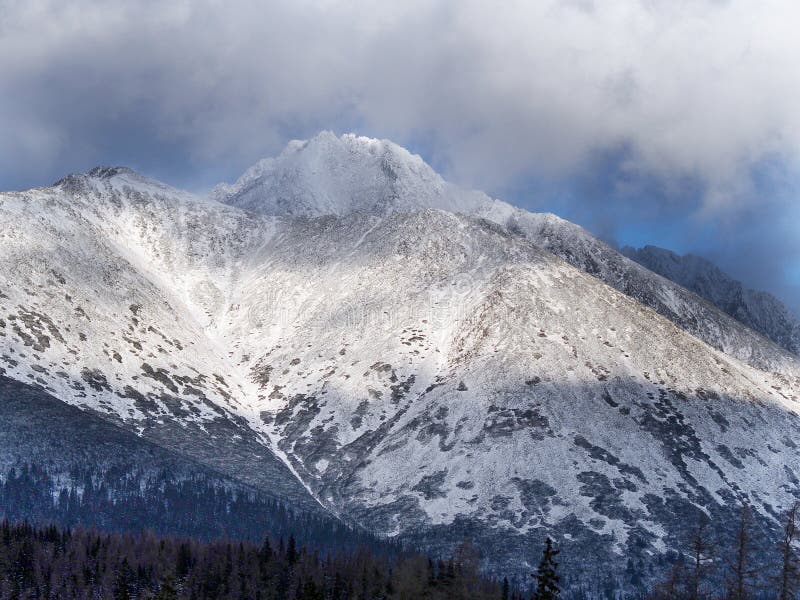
[6,457,800,598]
[0,462,376,554]
[0,461,516,599]
[0,520,514,600]
[4,461,800,598]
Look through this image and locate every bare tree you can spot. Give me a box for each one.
[726,504,757,600]
[452,538,481,599]
[688,516,714,600]
[647,558,686,600]
[777,501,800,600]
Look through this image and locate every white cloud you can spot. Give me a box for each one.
[1,0,798,307]
[1,0,798,207]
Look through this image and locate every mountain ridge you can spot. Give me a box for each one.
[213,132,799,373]
[2,134,800,590]
[624,244,800,356]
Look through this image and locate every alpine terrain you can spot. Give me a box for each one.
[2,131,800,592]
[623,244,800,356]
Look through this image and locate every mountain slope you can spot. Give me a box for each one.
[623,244,800,356]
[221,208,800,581]
[215,132,799,374]
[0,375,367,549]
[2,140,800,590]
[0,169,320,513]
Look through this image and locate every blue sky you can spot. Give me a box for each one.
[1,0,798,312]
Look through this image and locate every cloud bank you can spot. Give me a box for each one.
[1,0,798,307]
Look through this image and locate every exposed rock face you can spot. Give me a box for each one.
[2,134,800,591]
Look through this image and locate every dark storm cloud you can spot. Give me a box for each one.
[1,0,798,309]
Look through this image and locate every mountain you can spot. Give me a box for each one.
[1,167,322,515]
[210,131,489,217]
[216,132,799,375]
[623,244,800,356]
[2,136,800,592]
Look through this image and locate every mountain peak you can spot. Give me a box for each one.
[276,131,428,171]
[211,131,490,217]
[52,165,198,204]
[53,165,149,191]
[86,165,139,180]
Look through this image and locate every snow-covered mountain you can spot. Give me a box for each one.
[3,135,800,590]
[210,131,490,217]
[216,132,799,374]
[623,244,800,356]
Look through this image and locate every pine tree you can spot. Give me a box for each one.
[155,577,179,600]
[532,537,561,600]
[176,541,193,578]
[501,576,510,600]
[453,538,481,597]
[286,534,298,566]
[259,534,273,563]
[113,557,134,600]
[647,557,686,600]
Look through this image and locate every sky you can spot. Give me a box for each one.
[1,0,799,312]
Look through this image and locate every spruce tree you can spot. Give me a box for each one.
[155,577,178,600]
[176,542,193,578]
[286,534,298,566]
[532,537,561,600]
[259,535,273,563]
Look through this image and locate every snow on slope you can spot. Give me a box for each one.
[623,245,800,356]
[0,168,322,511]
[211,131,490,217]
[227,209,800,578]
[3,140,800,587]
[492,210,800,373]
[215,132,799,374]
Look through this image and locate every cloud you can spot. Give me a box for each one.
[1,0,798,307]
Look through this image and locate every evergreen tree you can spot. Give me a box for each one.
[502,576,510,600]
[286,534,298,566]
[176,542,193,578]
[532,537,561,600]
[259,534,273,563]
[156,577,179,600]
[113,557,134,600]
[647,557,686,600]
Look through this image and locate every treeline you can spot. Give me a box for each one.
[0,520,515,600]
[9,463,800,598]
[646,503,800,600]
[0,463,384,555]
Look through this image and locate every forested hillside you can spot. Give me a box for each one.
[0,376,380,554]
[0,521,510,600]
[0,463,380,555]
